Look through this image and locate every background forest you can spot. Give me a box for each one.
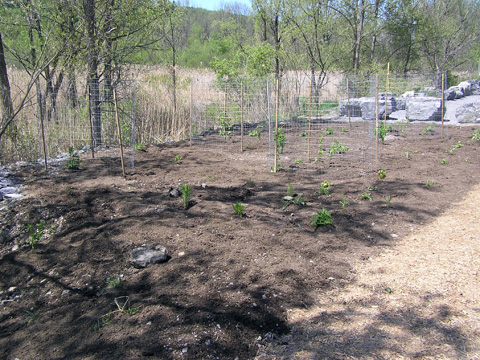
[0,0,479,162]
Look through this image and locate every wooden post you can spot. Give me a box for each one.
[113,89,126,178]
[40,106,48,172]
[384,63,389,127]
[189,80,193,146]
[347,78,352,131]
[307,78,313,162]
[441,72,445,139]
[224,82,227,142]
[87,84,95,159]
[274,78,280,173]
[241,80,244,152]
[267,81,272,162]
[375,74,379,172]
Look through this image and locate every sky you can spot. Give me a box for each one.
[188,0,252,11]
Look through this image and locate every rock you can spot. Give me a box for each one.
[169,187,180,198]
[445,87,457,100]
[340,96,396,120]
[130,245,169,268]
[401,90,415,97]
[395,97,407,110]
[406,97,443,121]
[458,81,472,96]
[456,103,480,123]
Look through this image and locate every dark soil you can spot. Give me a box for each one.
[1,123,479,359]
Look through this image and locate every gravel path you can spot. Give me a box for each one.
[257,183,480,359]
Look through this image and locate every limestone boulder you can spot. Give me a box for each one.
[130,245,169,268]
[406,97,443,121]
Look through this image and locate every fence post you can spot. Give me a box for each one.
[347,78,352,131]
[87,84,95,159]
[307,78,313,162]
[384,63,390,127]
[113,89,126,178]
[274,78,280,173]
[40,106,48,172]
[375,74,379,172]
[241,80,244,152]
[190,80,193,147]
[441,72,445,139]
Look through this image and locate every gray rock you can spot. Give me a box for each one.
[340,96,395,120]
[456,103,480,123]
[458,81,472,96]
[406,97,443,121]
[169,187,180,198]
[445,87,457,100]
[130,245,169,268]
[395,97,407,110]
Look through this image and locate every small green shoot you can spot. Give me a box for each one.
[328,139,349,158]
[339,194,349,210]
[426,179,436,188]
[471,129,480,141]
[66,147,80,170]
[310,208,333,228]
[441,158,447,165]
[299,132,308,137]
[106,275,122,288]
[316,180,331,195]
[25,309,41,323]
[385,287,394,294]
[317,135,324,158]
[180,184,192,209]
[378,169,386,179]
[325,128,334,135]
[286,183,294,197]
[283,195,307,210]
[134,143,146,152]
[374,125,387,143]
[295,158,303,164]
[26,220,48,249]
[233,202,244,216]
[413,150,419,154]
[361,192,372,201]
[421,123,435,137]
[454,141,463,149]
[173,155,182,164]
[368,185,378,191]
[385,195,392,207]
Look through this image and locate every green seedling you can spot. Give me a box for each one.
[341,127,347,132]
[25,309,41,323]
[134,143,146,152]
[26,220,48,249]
[180,184,192,209]
[339,194,349,210]
[413,150,419,154]
[106,275,122,288]
[374,125,387,143]
[66,147,80,170]
[385,195,392,207]
[441,158,447,165]
[274,126,286,154]
[385,287,394,294]
[328,139,349,158]
[361,192,372,201]
[286,183,294,197]
[299,132,308,137]
[233,202,244,216]
[368,185,378,191]
[316,180,331,195]
[173,155,182,164]
[472,129,480,141]
[317,135,324,158]
[282,195,307,210]
[453,141,463,149]
[218,116,233,137]
[378,169,386,179]
[310,208,333,228]
[295,158,303,164]
[325,128,334,135]
[249,126,261,142]
[426,179,436,188]
[421,123,435,137]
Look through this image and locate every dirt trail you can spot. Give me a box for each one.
[257,183,480,359]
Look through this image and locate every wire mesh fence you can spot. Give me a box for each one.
[1,68,449,175]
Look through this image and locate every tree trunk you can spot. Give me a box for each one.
[353,0,365,72]
[84,0,102,146]
[0,33,14,131]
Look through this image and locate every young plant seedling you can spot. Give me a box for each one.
[472,129,480,141]
[295,158,303,164]
[421,123,435,137]
[339,194,349,210]
[173,155,182,164]
[441,158,447,165]
[134,143,146,152]
[328,139,349,158]
[106,275,122,288]
[66,147,80,170]
[325,128,334,135]
[426,179,436,188]
[282,195,307,210]
[378,169,386,179]
[233,202,244,216]
[299,132,308,137]
[310,208,333,228]
[315,180,331,195]
[286,183,294,197]
[361,192,372,201]
[385,195,393,207]
[26,220,49,249]
[180,184,192,209]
